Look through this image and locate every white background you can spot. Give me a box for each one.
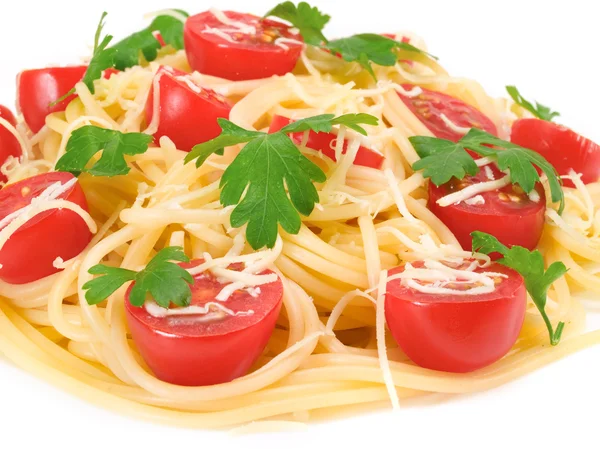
[1,0,600,448]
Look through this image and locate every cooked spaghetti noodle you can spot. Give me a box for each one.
[1,12,599,431]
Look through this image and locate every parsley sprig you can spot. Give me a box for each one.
[410,128,564,214]
[55,10,188,103]
[184,113,378,249]
[55,125,152,177]
[472,232,567,345]
[265,1,435,79]
[83,247,193,308]
[506,86,560,122]
[264,1,330,46]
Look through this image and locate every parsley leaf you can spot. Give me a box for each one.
[56,10,188,103]
[83,247,193,308]
[221,131,326,249]
[410,136,478,186]
[325,34,435,79]
[409,129,564,214]
[506,86,560,122]
[185,113,378,249]
[471,232,567,345]
[55,125,152,177]
[279,113,378,135]
[184,119,264,168]
[459,129,564,213]
[264,1,330,45]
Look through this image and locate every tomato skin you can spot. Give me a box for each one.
[17,66,88,133]
[385,262,526,373]
[269,115,385,169]
[125,261,283,386]
[145,67,232,152]
[0,105,21,183]
[0,172,92,284]
[511,118,600,186]
[399,85,498,142]
[184,11,303,81]
[427,166,546,252]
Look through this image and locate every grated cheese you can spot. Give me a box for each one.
[464,195,485,206]
[209,8,256,35]
[144,299,254,319]
[440,113,471,135]
[437,175,511,207]
[484,165,495,181]
[384,168,417,222]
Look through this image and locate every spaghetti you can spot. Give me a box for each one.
[0,6,599,430]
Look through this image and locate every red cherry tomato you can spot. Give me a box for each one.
[511,118,600,187]
[125,260,283,386]
[17,66,88,133]
[0,172,92,284]
[399,85,498,142]
[269,115,385,169]
[427,165,546,252]
[385,260,526,372]
[145,67,232,152]
[184,10,304,81]
[0,105,22,183]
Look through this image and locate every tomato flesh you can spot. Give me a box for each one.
[385,261,526,373]
[0,172,92,284]
[184,10,304,80]
[145,67,232,152]
[269,115,385,169]
[399,85,498,142]
[511,118,600,186]
[17,66,88,133]
[125,260,283,386]
[428,164,545,252]
[0,105,21,183]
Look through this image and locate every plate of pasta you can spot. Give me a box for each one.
[1,0,600,445]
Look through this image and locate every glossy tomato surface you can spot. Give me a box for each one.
[399,85,498,142]
[17,66,87,133]
[269,115,385,169]
[0,172,92,284]
[125,260,283,386]
[0,105,21,183]
[385,261,526,373]
[145,67,232,151]
[184,10,303,80]
[428,164,545,251]
[511,118,600,186]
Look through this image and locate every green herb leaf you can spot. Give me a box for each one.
[185,113,378,249]
[59,10,188,100]
[506,86,560,122]
[184,119,264,167]
[264,1,330,46]
[55,125,152,177]
[471,232,567,345]
[324,34,435,80]
[280,113,379,135]
[221,132,326,249]
[410,129,564,213]
[410,136,479,186]
[83,265,137,305]
[458,129,564,213]
[82,247,193,308]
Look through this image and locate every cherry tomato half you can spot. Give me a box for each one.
[145,67,232,152]
[17,66,88,133]
[427,164,546,252]
[0,172,92,284]
[125,260,283,386]
[511,118,600,186]
[184,10,304,81]
[0,105,21,183]
[385,260,526,373]
[269,115,385,169]
[399,85,498,142]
